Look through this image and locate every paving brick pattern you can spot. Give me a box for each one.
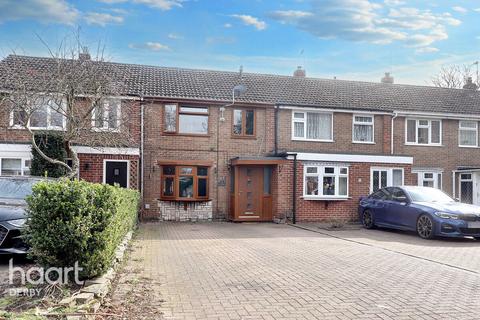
[132,222,480,319]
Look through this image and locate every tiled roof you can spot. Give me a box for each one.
[2,55,480,115]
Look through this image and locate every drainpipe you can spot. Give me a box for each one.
[292,153,297,224]
[140,95,145,203]
[274,104,279,155]
[391,112,398,154]
[452,170,456,200]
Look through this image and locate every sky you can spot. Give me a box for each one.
[0,0,479,86]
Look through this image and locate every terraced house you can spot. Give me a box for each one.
[1,54,480,223]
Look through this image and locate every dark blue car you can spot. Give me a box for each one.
[358,186,480,239]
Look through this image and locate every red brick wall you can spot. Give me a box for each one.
[278,160,414,222]
[78,153,139,189]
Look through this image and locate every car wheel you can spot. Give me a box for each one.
[362,210,375,229]
[417,214,435,239]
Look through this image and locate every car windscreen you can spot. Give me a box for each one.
[0,179,39,199]
[406,188,454,203]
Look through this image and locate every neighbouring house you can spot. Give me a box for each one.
[1,55,480,223]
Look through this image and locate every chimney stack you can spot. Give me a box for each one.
[381,72,394,84]
[463,77,478,90]
[293,66,306,78]
[79,46,91,61]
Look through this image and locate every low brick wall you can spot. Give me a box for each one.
[157,200,213,221]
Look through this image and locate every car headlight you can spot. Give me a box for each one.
[434,212,459,220]
[7,218,26,228]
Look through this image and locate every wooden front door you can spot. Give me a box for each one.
[233,166,273,221]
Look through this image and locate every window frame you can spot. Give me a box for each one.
[458,120,478,148]
[10,99,66,131]
[160,164,210,201]
[352,114,375,144]
[416,171,442,190]
[0,157,31,176]
[232,108,256,138]
[405,118,442,146]
[370,167,404,193]
[291,110,333,142]
[91,99,122,132]
[303,165,349,200]
[163,103,210,136]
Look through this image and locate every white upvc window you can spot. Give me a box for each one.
[352,115,374,143]
[10,99,66,130]
[405,118,441,146]
[304,165,348,199]
[370,167,404,193]
[92,99,121,131]
[0,158,31,176]
[292,110,333,142]
[417,171,442,190]
[459,120,478,147]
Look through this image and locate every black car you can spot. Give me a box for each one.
[0,176,47,254]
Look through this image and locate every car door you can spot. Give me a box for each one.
[383,187,412,229]
[368,189,391,224]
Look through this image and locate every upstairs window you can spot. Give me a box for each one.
[304,165,348,199]
[459,120,478,147]
[353,115,374,143]
[292,111,332,141]
[161,165,209,200]
[92,99,121,131]
[406,119,441,145]
[11,98,65,130]
[233,109,255,137]
[164,104,209,135]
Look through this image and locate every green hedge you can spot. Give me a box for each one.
[25,179,139,279]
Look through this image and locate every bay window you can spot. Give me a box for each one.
[459,120,478,147]
[406,119,441,145]
[292,110,332,141]
[164,104,209,135]
[92,99,121,131]
[353,115,374,143]
[304,165,348,199]
[161,165,209,200]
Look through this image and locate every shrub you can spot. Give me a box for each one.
[25,179,139,279]
[30,134,67,178]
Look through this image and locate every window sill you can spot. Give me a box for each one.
[291,138,334,143]
[231,135,257,140]
[9,126,66,131]
[405,143,443,147]
[162,133,211,138]
[302,196,350,201]
[91,127,121,133]
[158,198,212,202]
[459,145,479,148]
[352,141,375,145]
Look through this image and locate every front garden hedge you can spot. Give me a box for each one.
[25,179,139,279]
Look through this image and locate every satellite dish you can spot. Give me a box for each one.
[233,84,247,97]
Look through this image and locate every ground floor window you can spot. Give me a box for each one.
[0,158,30,176]
[304,165,348,199]
[460,173,473,204]
[416,171,442,189]
[161,165,209,200]
[371,167,403,193]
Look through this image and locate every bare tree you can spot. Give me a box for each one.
[431,64,479,89]
[0,33,135,178]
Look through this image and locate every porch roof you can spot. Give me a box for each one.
[230,156,286,166]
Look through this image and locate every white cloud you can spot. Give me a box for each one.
[168,33,183,40]
[270,0,461,49]
[474,8,480,13]
[415,47,439,54]
[128,42,170,51]
[452,6,467,13]
[84,12,124,26]
[98,0,182,11]
[224,23,232,28]
[230,14,267,30]
[0,0,79,24]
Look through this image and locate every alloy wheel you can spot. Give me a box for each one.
[417,215,434,239]
[362,211,374,229]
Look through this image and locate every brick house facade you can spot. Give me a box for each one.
[2,55,480,222]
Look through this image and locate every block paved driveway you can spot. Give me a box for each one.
[115,222,480,319]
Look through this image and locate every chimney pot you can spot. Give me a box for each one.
[463,77,478,90]
[381,72,394,84]
[293,66,306,78]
